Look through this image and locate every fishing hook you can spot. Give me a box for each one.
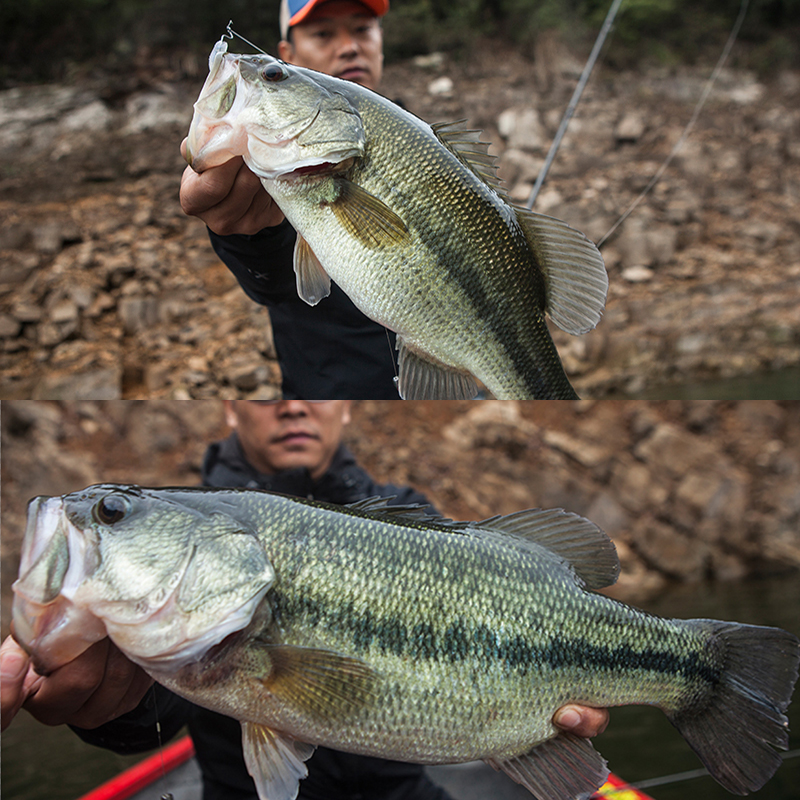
[225,20,268,56]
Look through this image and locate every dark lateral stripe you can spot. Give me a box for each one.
[272,592,720,685]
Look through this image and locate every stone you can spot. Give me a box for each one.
[49,298,80,324]
[0,314,21,338]
[33,366,122,399]
[635,515,709,581]
[634,422,718,476]
[621,266,654,283]
[427,76,454,96]
[541,429,610,468]
[118,296,160,334]
[615,112,646,143]
[497,107,546,152]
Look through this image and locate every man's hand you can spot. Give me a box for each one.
[0,635,152,732]
[553,704,610,738]
[179,140,285,235]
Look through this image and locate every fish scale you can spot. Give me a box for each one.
[12,485,799,800]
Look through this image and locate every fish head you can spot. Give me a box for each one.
[12,485,275,674]
[186,40,366,179]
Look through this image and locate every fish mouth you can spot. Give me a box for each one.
[11,497,107,673]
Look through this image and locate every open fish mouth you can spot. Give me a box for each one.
[11,497,106,673]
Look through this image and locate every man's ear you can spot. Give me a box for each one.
[278,40,294,63]
[223,400,239,430]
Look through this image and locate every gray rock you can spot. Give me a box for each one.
[615,112,646,143]
[0,313,21,338]
[118,296,160,334]
[33,366,122,399]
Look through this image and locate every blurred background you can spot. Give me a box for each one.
[0,1,799,399]
[2,399,799,799]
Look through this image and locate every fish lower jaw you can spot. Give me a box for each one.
[10,595,107,674]
[256,154,359,183]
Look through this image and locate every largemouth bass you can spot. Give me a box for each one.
[185,40,608,399]
[12,485,798,800]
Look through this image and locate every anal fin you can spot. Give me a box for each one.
[396,337,478,400]
[242,722,315,800]
[293,234,331,305]
[486,733,609,800]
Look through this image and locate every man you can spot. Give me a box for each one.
[1,400,609,800]
[180,0,401,399]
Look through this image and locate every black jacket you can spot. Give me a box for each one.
[74,435,452,800]
[210,224,401,400]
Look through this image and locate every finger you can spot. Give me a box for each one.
[68,643,153,729]
[553,704,610,738]
[1,636,34,731]
[180,157,247,217]
[233,178,285,234]
[22,638,114,727]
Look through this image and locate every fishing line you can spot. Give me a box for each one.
[597,0,751,247]
[225,20,269,55]
[525,0,626,211]
[596,748,800,796]
[151,685,174,800]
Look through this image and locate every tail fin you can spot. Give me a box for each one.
[668,621,799,795]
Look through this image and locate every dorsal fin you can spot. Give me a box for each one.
[346,496,468,529]
[477,508,620,589]
[431,120,504,194]
[514,208,608,335]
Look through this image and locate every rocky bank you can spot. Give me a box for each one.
[0,39,799,399]
[3,399,799,636]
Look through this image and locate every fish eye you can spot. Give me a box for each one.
[262,64,288,83]
[93,494,131,526]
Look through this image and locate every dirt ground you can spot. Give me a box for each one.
[0,38,798,399]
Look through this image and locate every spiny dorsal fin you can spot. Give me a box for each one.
[477,508,619,589]
[431,120,504,194]
[347,496,469,530]
[514,208,608,335]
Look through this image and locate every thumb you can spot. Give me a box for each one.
[1,636,36,731]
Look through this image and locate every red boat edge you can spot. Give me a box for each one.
[77,733,655,800]
[77,735,196,800]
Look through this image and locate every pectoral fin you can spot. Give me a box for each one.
[396,336,478,400]
[257,643,378,723]
[331,178,409,248]
[293,234,331,305]
[242,721,315,800]
[485,733,609,800]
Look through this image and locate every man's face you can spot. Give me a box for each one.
[278,0,384,90]
[225,400,352,480]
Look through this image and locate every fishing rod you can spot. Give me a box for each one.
[526,0,751,249]
[525,0,625,211]
[597,0,750,247]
